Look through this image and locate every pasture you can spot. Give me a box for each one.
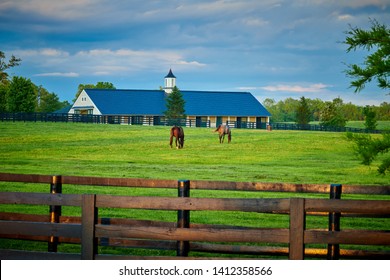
[0,121,388,185]
[0,121,389,258]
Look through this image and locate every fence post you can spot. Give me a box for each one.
[81,194,97,260]
[177,180,190,257]
[327,184,342,260]
[289,198,305,260]
[48,175,62,252]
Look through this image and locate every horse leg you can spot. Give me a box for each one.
[170,135,173,148]
[228,132,231,143]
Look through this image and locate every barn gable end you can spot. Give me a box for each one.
[69,90,102,115]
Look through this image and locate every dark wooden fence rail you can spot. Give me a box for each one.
[0,173,389,260]
[1,113,384,133]
[268,122,383,134]
[1,172,389,194]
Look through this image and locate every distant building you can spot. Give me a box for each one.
[69,69,271,128]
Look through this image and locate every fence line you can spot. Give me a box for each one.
[0,112,384,133]
[0,173,389,260]
[268,122,383,134]
[1,173,389,195]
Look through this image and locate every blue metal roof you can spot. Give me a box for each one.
[85,89,165,115]
[83,88,270,117]
[53,105,72,114]
[181,90,270,117]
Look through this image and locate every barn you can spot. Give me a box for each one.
[69,70,271,128]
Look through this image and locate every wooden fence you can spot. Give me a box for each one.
[268,122,383,134]
[0,173,389,260]
[1,113,384,133]
[0,113,211,127]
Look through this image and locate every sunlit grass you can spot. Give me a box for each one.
[1,122,389,258]
[0,121,389,185]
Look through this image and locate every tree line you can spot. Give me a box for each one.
[0,51,70,113]
[264,96,389,127]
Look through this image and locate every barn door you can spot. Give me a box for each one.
[196,117,202,127]
[236,117,242,128]
[216,116,222,127]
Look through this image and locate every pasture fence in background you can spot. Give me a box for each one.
[0,112,210,128]
[267,122,383,134]
[0,173,389,260]
[0,112,384,133]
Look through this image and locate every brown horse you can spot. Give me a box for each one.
[170,126,185,149]
[215,124,231,143]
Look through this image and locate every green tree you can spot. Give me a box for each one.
[342,102,363,121]
[344,19,390,94]
[362,106,377,130]
[0,83,8,112]
[347,132,390,175]
[164,86,186,124]
[7,76,35,112]
[307,98,324,121]
[281,98,299,122]
[295,96,311,125]
[377,102,390,120]
[0,51,21,84]
[263,98,279,122]
[35,85,70,112]
[73,82,116,102]
[345,19,390,175]
[320,97,346,127]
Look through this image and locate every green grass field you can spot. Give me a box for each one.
[0,121,388,185]
[0,121,389,257]
[346,121,390,130]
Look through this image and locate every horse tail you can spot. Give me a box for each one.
[169,130,173,148]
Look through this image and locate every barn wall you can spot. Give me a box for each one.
[69,90,102,115]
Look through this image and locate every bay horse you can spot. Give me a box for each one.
[215,124,231,143]
[170,126,185,149]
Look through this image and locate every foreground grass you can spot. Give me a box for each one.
[0,121,388,185]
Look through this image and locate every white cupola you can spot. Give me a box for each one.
[164,69,176,93]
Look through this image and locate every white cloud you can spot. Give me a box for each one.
[14,48,69,58]
[237,87,258,91]
[176,60,206,67]
[35,72,79,77]
[75,48,206,72]
[242,18,269,27]
[285,44,321,51]
[15,47,206,78]
[259,83,330,93]
[0,0,95,20]
[336,14,354,21]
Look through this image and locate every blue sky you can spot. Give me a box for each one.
[1,0,389,105]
